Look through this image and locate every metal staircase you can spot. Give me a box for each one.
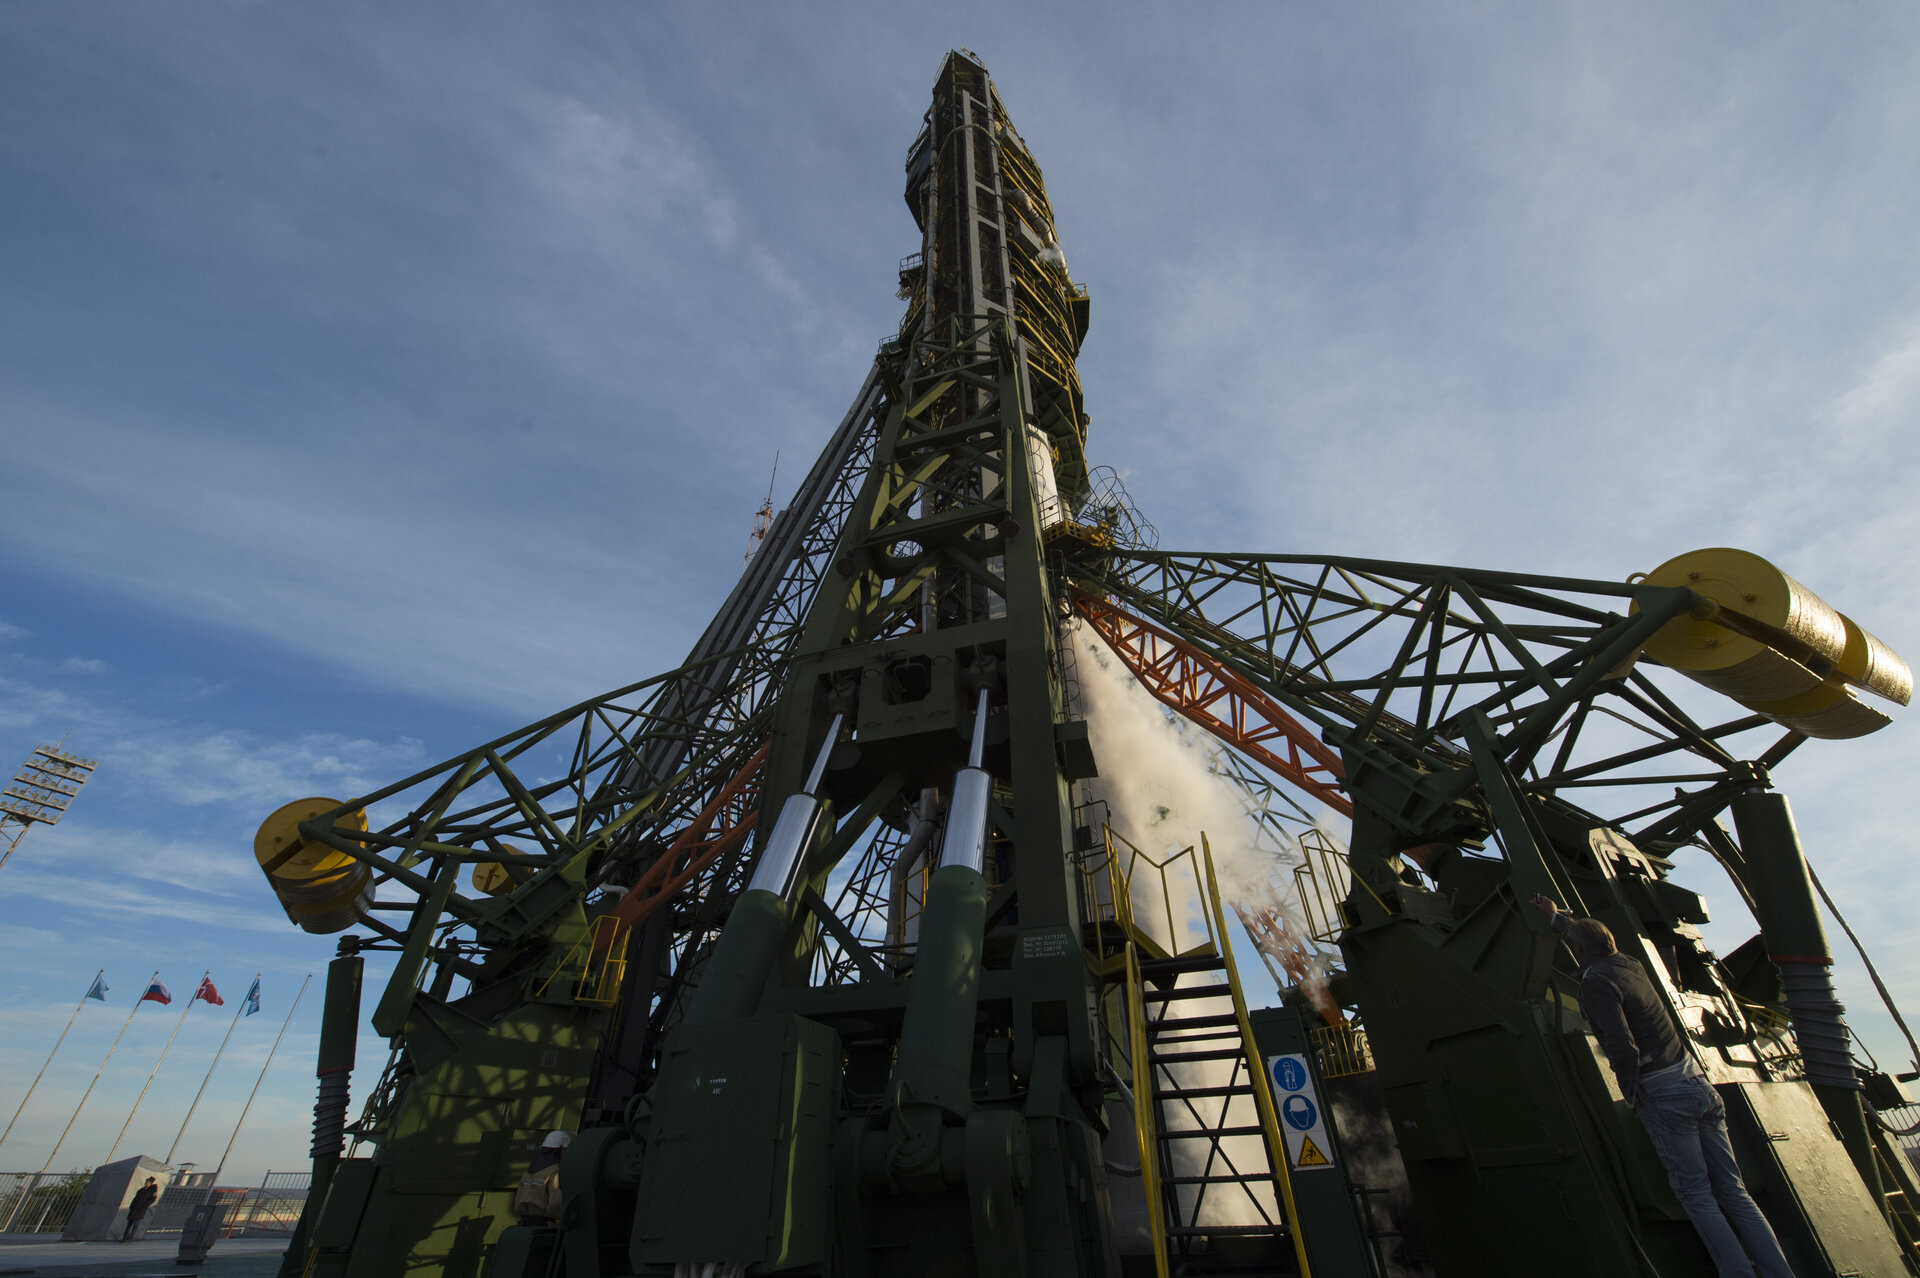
[1090,831,1315,1277]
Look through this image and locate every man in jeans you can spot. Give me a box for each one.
[1531,896,1793,1278]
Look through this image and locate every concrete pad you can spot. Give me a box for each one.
[0,1236,284,1276]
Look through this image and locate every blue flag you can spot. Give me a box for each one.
[86,975,109,1001]
[244,977,261,1017]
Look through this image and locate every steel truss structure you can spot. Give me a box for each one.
[269,48,1920,1278]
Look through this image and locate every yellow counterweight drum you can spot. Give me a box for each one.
[1637,548,1911,739]
[471,860,514,896]
[255,797,372,934]
[1835,613,1914,706]
[1639,548,1845,701]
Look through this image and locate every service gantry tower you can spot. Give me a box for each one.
[261,50,1920,1278]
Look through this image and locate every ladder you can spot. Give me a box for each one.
[1873,1140,1920,1263]
[1094,830,1315,1277]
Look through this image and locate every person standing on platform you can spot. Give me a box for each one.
[122,1176,158,1242]
[1531,896,1793,1278]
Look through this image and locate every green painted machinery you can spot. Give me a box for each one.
[263,50,1920,1278]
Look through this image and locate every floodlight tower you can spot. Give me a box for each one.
[0,742,97,872]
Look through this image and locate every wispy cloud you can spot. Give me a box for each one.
[0,863,291,933]
[0,671,427,807]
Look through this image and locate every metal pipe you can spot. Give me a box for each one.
[885,790,941,953]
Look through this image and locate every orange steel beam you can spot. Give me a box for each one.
[1071,590,1352,817]
[608,741,768,937]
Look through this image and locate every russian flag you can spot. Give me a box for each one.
[141,978,172,1005]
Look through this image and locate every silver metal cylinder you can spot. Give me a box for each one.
[967,687,990,769]
[743,713,844,900]
[935,688,994,874]
[940,768,992,875]
[746,793,824,900]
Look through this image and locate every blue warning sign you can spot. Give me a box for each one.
[1266,1052,1337,1171]
[1282,1094,1318,1131]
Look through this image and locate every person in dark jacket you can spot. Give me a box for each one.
[1531,897,1792,1278]
[122,1177,159,1241]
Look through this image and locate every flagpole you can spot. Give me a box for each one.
[106,971,206,1163]
[35,969,153,1175]
[0,968,101,1154]
[167,973,254,1164]
[211,974,307,1184]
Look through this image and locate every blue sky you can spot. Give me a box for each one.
[4,4,1920,1183]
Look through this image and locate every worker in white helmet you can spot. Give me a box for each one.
[512,1130,573,1227]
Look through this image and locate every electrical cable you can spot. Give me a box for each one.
[1099,1066,1142,1177]
[1872,1108,1920,1138]
[1800,864,1920,1136]
[1807,865,1920,1075]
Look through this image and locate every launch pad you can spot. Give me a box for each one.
[257,51,1920,1278]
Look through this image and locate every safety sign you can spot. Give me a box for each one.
[1265,1053,1336,1171]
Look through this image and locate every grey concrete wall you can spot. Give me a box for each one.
[60,1155,170,1241]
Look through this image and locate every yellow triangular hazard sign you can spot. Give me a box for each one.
[1295,1134,1330,1167]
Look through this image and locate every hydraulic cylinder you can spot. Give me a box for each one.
[890,863,990,1120]
[682,889,793,1026]
[885,691,995,1187]
[683,715,841,1026]
[1729,788,1885,1207]
[278,951,362,1278]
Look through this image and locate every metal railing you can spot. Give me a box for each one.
[0,1170,88,1234]
[129,1176,310,1238]
[143,1182,235,1236]
[0,1168,307,1238]
[1085,826,1216,967]
[218,1172,309,1236]
[1310,1023,1376,1078]
[1291,828,1394,943]
[533,914,631,1007]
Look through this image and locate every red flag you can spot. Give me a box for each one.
[194,977,223,1006]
